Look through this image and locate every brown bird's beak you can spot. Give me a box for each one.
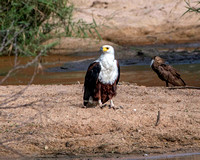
[150,59,154,67]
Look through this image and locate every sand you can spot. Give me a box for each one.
[47,0,200,55]
[0,83,199,158]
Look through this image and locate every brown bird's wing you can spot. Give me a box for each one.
[160,64,186,86]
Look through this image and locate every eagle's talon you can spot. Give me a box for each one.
[109,105,119,110]
[82,105,87,108]
[109,99,118,109]
[100,104,107,109]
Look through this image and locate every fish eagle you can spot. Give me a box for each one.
[150,56,186,87]
[83,45,120,108]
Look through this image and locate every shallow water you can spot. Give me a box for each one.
[36,153,200,160]
[128,153,200,160]
[0,54,200,87]
[159,154,200,160]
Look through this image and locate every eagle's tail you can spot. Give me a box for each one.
[83,87,92,106]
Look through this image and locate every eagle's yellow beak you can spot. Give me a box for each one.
[102,47,108,52]
[103,47,108,52]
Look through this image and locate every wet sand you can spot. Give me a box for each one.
[0,84,199,158]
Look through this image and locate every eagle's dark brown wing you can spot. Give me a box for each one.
[83,62,101,106]
[116,60,120,85]
[158,64,186,86]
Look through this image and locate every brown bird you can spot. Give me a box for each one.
[150,56,186,87]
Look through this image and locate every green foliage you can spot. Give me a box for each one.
[184,0,200,15]
[0,0,100,56]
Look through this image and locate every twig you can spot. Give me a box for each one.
[0,47,45,108]
[0,143,26,158]
[0,26,26,53]
[155,110,160,126]
[14,37,18,67]
[167,86,200,90]
[0,48,43,84]
[0,63,39,107]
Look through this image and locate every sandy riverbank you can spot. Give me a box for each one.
[0,84,199,158]
[46,0,200,55]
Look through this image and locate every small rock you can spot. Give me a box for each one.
[77,81,80,84]
[44,145,48,150]
[144,153,148,157]
[119,106,124,109]
[133,109,137,112]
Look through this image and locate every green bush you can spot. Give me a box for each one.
[0,0,99,56]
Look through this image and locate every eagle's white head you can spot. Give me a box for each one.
[97,45,118,84]
[100,45,114,55]
[99,45,115,62]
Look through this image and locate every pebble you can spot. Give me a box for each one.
[144,153,148,157]
[44,145,48,150]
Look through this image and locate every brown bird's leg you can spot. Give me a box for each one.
[166,81,169,87]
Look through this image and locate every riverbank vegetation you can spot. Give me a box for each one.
[184,0,200,15]
[0,0,99,56]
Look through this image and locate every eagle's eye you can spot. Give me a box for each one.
[106,47,109,50]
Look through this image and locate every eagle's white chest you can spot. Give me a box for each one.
[98,58,118,85]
